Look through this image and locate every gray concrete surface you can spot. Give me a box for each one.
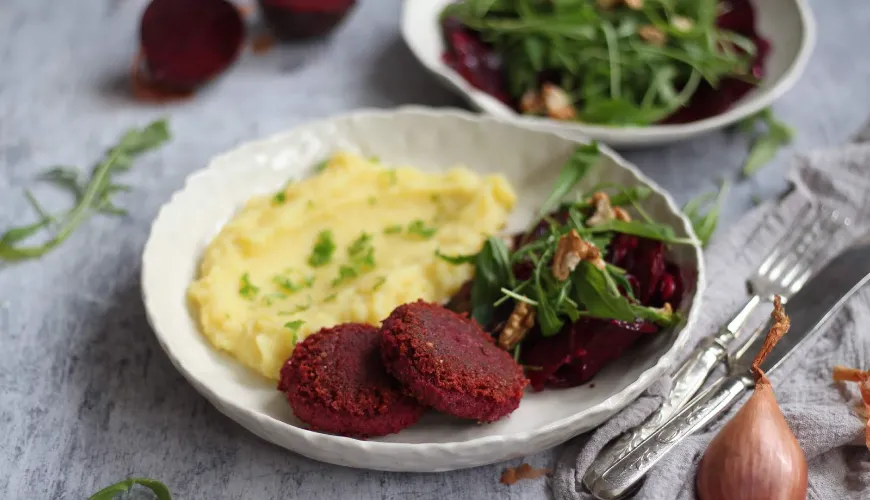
[1,0,869,498]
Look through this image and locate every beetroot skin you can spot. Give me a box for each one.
[140,0,244,91]
[279,323,426,438]
[259,0,357,40]
[380,301,528,422]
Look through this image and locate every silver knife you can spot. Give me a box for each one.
[588,232,870,500]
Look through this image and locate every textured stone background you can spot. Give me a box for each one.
[1,0,869,498]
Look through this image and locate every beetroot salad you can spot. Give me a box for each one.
[441,143,693,390]
[440,0,769,126]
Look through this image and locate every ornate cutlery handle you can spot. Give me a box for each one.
[583,337,727,485]
[588,374,752,500]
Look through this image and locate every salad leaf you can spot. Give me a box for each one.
[0,120,170,262]
[584,219,694,245]
[739,108,795,176]
[443,0,758,126]
[539,142,600,216]
[88,478,171,500]
[683,180,730,247]
[470,237,514,326]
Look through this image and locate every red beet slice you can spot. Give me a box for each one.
[522,318,660,391]
[441,16,512,105]
[139,0,244,91]
[259,0,357,40]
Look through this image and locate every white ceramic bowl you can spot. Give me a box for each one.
[401,0,816,148]
[141,107,705,472]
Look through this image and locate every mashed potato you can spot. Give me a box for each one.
[188,152,516,380]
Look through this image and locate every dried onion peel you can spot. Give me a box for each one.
[832,365,870,450]
[696,296,807,500]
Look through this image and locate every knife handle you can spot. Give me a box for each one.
[589,374,753,500]
[583,338,727,485]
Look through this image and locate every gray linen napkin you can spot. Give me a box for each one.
[553,142,870,500]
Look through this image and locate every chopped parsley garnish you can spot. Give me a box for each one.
[332,232,376,287]
[239,273,259,299]
[368,196,377,206]
[407,219,437,239]
[284,320,305,343]
[261,292,287,306]
[313,159,329,173]
[272,270,314,294]
[383,170,398,186]
[332,265,360,287]
[348,232,374,259]
[306,200,316,210]
[323,293,337,303]
[369,156,381,163]
[308,230,336,267]
[292,295,313,313]
[383,224,403,235]
[272,180,293,205]
[372,276,387,291]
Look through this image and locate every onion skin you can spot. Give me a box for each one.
[697,376,808,500]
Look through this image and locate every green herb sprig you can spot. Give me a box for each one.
[88,478,171,500]
[738,108,794,176]
[683,180,730,247]
[0,120,170,262]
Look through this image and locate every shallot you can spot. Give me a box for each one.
[696,296,807,500]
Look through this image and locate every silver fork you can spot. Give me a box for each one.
[583,204,849,492]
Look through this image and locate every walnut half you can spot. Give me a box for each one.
[498,301,536,350]
[552,229,605,281]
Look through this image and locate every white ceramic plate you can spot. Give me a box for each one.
[401,0,816,148]
[141,107,705,472]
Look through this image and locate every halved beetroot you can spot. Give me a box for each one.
[139,0,244,91]
[259,0,357,40]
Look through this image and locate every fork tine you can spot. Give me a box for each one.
[765,218,822,281]
[755,204,818,277]
[762,206,844,299]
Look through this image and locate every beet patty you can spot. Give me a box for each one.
[278,323,425,438]
[380,301,528,422]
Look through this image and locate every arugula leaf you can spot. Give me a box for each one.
[0,119,170,262]
[573,261,678,327]
[584,219,694,245]
[739,108,794,176]
[572,185,651,210]
[435,249,478,265]
[573,261,637,322]
[539,143,600,216]
[88,478,171,500]
[683,180,730,247]
[470,237,514,326]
